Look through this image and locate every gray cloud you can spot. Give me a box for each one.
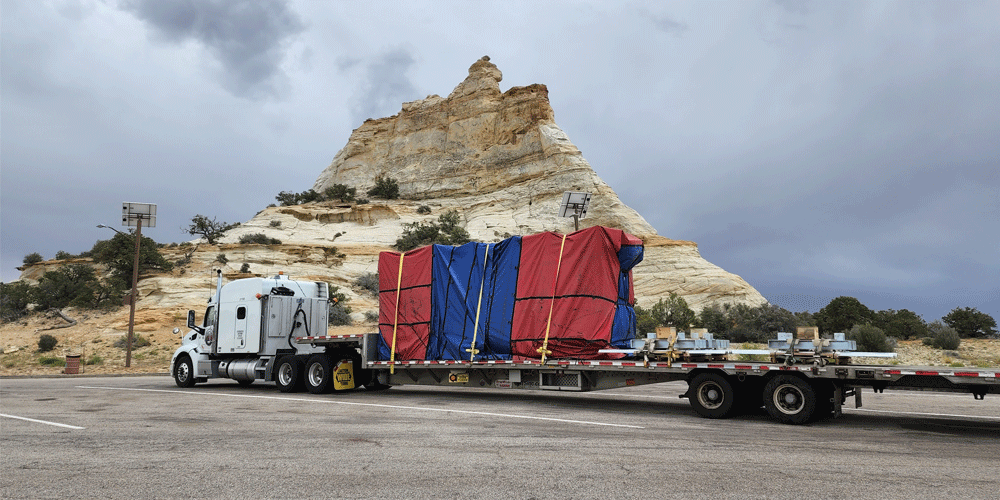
[342,48,419,124]
[643,10,689,36]
[118,0,304,99]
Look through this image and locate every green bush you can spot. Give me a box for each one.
[354,272,379,296]
[923,321,961,350]
[847,324,894,353]
[216,253,228,264]
[86,354,104,366]
[329,303,353,326]
[55,250,74,260]
[269,220,282,228]
[323,184,357,203]
[417,205,431,214]
[113,334,151,350]
[239,233,282,245]
[240,263,251,273]
[32,264,125,310]
[38,356,63,366]
[23,252,43,265]
[367,176,399,199]
[275,189,321,206]
[364,310,379,323]
[90,232,173,287]
[394,210,470,251]
[1,281,34,322]
[187,214,238,244]
[38,334,59,352]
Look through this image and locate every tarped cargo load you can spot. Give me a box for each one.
[378,226,643,361]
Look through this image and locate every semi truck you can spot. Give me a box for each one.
[170,228,999,425]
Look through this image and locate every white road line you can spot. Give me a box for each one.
[0,413,85,430]
[77,386,645,429]
[844,408,1000,421]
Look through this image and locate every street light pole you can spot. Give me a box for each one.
[120,202,156,369]
[125,217,142,368]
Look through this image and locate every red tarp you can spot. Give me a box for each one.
[377,245,433,360]
[510,226,640,359]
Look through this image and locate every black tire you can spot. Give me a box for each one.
[173,355,196,388]
[688,373,737,419]
[275,356,304,393]
[304,354,335,394]
[763,374,817,425]
[237,379,254,387]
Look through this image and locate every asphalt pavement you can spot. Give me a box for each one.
[1,376,998,499]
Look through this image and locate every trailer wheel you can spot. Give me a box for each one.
[275,356,304,393]
[688,373,737,418]
[764,374,817,424]
[305,354,335,394]
[173,355,196,388]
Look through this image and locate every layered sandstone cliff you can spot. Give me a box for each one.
[16,57,766,328]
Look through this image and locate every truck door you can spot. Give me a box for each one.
[235,306,248,349]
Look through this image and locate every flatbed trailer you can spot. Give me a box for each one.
[293,333,1000,425]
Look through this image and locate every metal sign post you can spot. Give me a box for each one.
[558,191,591,232]
[122,202,156,368]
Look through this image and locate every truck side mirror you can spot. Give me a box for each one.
[187,310,197,329]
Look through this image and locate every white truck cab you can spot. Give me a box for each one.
[170,271,330,388]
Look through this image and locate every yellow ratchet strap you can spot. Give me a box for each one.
[537,233,567,363]
[467,244,490,361]
[390,253,405,374]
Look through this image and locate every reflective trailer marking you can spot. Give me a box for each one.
[77,386,645,429]
[0,412,85,430]
[845,408,1000,421]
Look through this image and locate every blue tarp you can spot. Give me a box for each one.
[429,238,521,360]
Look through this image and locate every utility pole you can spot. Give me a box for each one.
[121,202,156,368]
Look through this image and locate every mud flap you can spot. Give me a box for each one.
[334,359,355,391]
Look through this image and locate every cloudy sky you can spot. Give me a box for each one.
[2,0,997,322]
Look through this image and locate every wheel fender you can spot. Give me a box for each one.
[170,344,207,377]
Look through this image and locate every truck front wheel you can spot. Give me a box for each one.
[688,373,737,419]
[275,356,304,393]
[173,355,196,388]
[763,374,817,424]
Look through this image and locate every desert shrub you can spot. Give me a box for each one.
[395,210,470,251]
[417,205,431,214]
[187,215,238,244]
[847,324,894,352]
[275,189,321,206]
[240,263,251,273]
[23,252,43,265]
[364,310,379,323]
[354,272,379,296]
[239,233,282,245]
[329,303,353,326]
[38,334,59,352]
[113,334,151,350]
[367,176,399,199]
[215,253,228,264]
[355,198,369,205]
[91,232,173,287]
[86,354,104,366]
[923,321,961,350]
[1,281,34,322]
[38,356,63,366]
[634,294,696,336]
[323,184,357,203]
[32,264,124,311]
[269,220,282,228]
[55,250,74,260]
